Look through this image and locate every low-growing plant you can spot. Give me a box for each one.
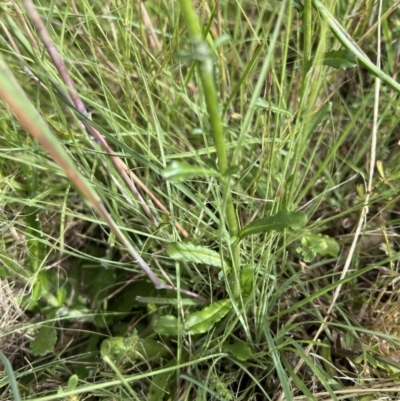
[1,0,400,400]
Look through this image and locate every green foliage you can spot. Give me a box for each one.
[30,325,57,356]
[0,351,22,401]
[1,0,399,399]
[100,334,170,364]
[148,361,176,401]
[163,161,220,182]
[297,233,340,262]
[223,341,253,361]
[254,98,293,117]
[184,299,232,334]
[153,315,181,336]
[167,242,224,267]
[321,49,357,70]
[240,266,254,295]
[238,211,307,240]
[67,375,79,392]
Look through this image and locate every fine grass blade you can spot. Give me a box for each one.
[0,56,163,289]
[312,0,400,93]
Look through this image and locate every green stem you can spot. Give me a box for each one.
[302,0,312,83]
[178,0,240,294]
[312,0,400,94]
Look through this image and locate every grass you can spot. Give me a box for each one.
[1,0,400,400]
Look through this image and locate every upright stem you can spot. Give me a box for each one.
[302,0,313,87]
[178,0,240,294]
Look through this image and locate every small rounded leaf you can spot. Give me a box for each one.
[153,315,181,336]
[30,325,57,356]
[223,341,253,361]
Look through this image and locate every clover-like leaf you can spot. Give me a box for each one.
[297,233,340,262]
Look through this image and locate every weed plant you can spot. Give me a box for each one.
[1,0,400,400]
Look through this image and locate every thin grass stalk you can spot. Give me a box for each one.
[0,56,164,289]
[21,0,189,238]
[281,3,386,388]
[302,0,312,85]
[312,0,400,94]
[231,2,286,163]
[177,0,240,293]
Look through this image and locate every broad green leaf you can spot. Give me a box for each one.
[167,243,223,267]
[153,315,181,336]
[32,281,44,302]
[57,288,67,306]
[223,341,252,361]
[297,233,340,262]
[322,49,357,70]
[238,211,307,240]
[184,299,232,334]
[67,375,79,392]
[136,338,170,360]
[254,98,292,117]
[30,325,57,356]
[240,266,254,295]
[162,161,220,182]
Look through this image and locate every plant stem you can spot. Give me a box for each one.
[178,0,240,294]
[303,0,312,73]
[302,0,312,94]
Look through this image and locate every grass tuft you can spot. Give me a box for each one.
[1,0,400,400]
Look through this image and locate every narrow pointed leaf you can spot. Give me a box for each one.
[167,242,223,267]
[238,211,307,240]
[322,49,357,70]
[254,98,292,117]
[163,161,220,182]
[184,299,232,334]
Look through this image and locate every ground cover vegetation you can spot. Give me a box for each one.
[1,0,400,400]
